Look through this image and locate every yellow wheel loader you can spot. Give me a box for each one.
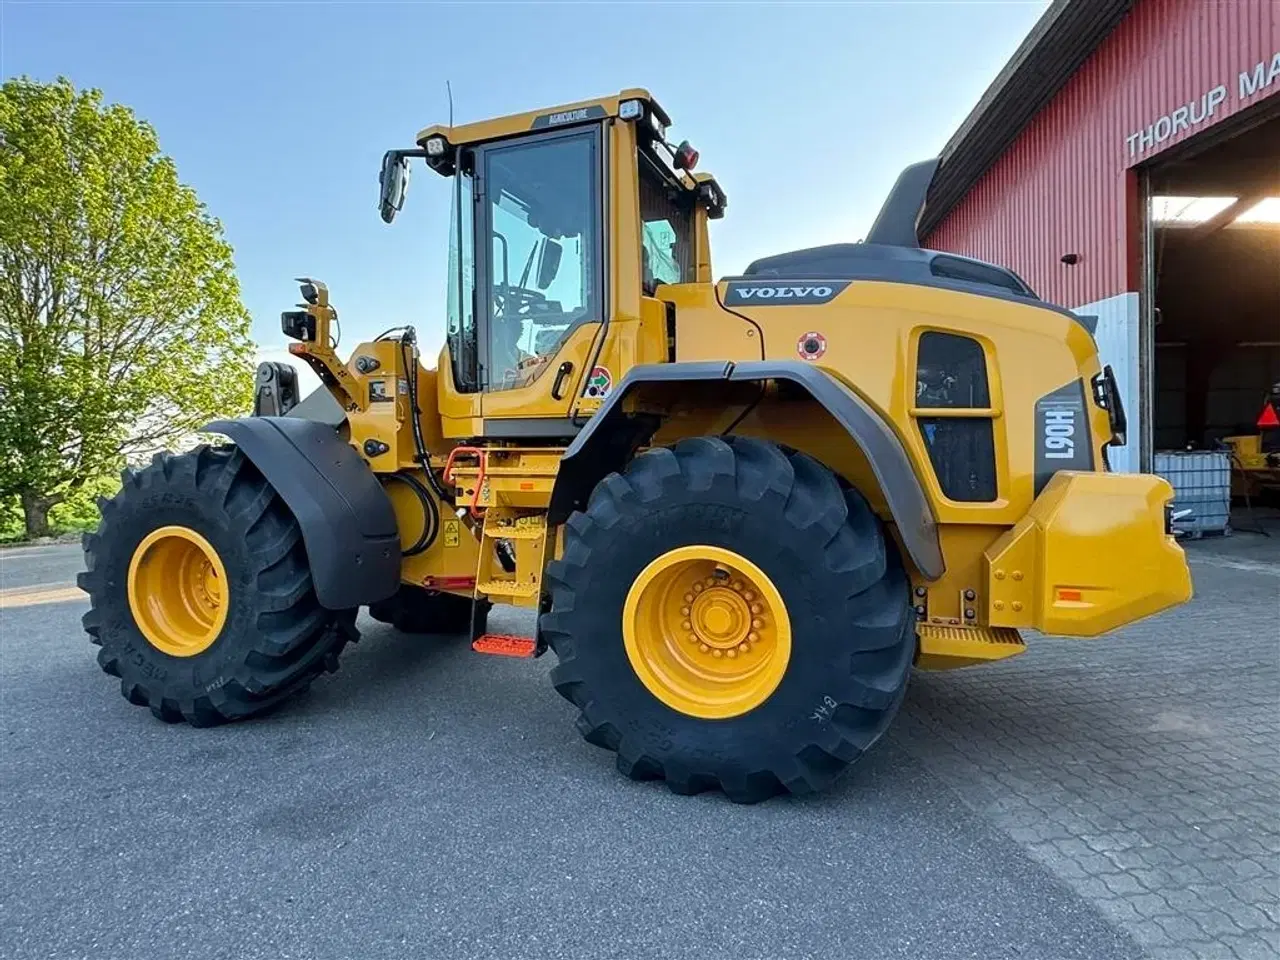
[80,90,1193,802]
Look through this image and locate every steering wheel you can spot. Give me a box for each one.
[493,283,546,317]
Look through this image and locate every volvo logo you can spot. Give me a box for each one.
[723,281,849,306]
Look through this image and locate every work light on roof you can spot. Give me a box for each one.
[425,136,448,158]
[618,99,644,121]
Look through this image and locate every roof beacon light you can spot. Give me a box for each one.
[618,99,644,121]
[673,140,699,172]
[425,136,448,158]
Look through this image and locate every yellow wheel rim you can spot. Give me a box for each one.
[623,545,792,720]
[127,525,229,657]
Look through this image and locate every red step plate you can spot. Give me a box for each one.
[472,634,537,658]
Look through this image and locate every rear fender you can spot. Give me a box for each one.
[203,417,401,610]
[549,361,945,580]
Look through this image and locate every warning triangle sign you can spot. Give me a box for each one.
[1258,402,1280,428]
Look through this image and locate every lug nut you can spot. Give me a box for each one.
[743,591,756,601]
[680,606,690,616]
[751,618,764,630]
[684,593,694,603]
[681,620,692,631]
[747,632,759,643]
[712,649,723,658]
[699,643,710,653]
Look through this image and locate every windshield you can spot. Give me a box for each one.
[482,130,600,392]
[639,149,693,292]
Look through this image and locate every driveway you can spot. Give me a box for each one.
[1,535,1276,960]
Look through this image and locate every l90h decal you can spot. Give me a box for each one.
[723,281,850,307]
[1035,380,1092,494]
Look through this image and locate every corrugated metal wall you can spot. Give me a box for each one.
[925,0,1279,309]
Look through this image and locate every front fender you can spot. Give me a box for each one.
[203,417,401,610]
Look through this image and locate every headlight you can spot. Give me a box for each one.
[425,136,448,157]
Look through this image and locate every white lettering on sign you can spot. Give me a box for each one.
[1239,52,1280,99]
[736,285,833,300]
[548,108,590,125]
[1043,408,1076,460]
[1126,84,1226,158]
[1126,51,1279,158]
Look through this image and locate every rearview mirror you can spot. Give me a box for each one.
[536,238,562,289]
[379,151,411,224]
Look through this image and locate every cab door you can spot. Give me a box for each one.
[473,124,606,436]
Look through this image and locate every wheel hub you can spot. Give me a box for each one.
[127,525,229,657]
[622,546,792,719]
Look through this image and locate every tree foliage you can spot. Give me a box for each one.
[0,77,254,537]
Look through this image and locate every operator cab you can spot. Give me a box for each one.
[377,90,726,420]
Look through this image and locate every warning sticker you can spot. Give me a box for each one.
[443,519,460,548]
[797,331,827,361]
[584,366,613,399]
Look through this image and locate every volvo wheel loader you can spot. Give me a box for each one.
[79,89,1193,802]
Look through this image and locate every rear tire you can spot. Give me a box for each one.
[78,446,358,726]
[540,436,913,803]
[368,585,487,635]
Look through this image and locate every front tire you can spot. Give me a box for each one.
[78,446,358,726]
[540,437,913,803]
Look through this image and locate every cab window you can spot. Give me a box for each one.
[639,149,693,292]
[481,129,600,392]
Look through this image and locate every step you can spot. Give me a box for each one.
[472,634,537,658]
[915,624,1025,670]
[482,517,547,540]
[476,579,540,599]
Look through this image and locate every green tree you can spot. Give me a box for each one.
[0,77,253,538]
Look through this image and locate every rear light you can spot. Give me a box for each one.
[673,140,699,171]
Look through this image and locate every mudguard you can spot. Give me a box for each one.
[203,417,401,610]
[550,360,945,580]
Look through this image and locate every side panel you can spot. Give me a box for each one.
[549,361,945,580]
[203,417,401,610]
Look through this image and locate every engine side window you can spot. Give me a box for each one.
[916,331,990,408]
[914,332,997,503]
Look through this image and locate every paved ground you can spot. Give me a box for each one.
[1,530,1276,960]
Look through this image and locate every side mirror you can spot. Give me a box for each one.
[379,151,411,224]
[536,238,562,289]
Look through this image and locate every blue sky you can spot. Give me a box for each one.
[3,0,1047,382]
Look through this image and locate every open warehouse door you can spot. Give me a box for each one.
[1140,101,1280,535]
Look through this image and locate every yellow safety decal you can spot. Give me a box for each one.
[444,519,460,548]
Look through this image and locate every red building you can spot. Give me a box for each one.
[922,0,1279,471]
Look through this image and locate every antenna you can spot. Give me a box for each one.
[446,80,454,127]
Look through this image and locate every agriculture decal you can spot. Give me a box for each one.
[585,366,613,399]
[797,331,827,361]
